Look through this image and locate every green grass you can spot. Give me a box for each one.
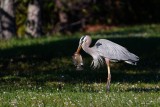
[0,24,160,106]
[0,82,160,106]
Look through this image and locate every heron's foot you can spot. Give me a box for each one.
[106,81,110,92]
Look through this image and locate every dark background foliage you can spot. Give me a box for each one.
[14,0,160,35]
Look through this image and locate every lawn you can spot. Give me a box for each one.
[0,24,160,106]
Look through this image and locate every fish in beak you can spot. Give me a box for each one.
[72,36,86,70]
[72,53,83,71]
[72,43,83,70]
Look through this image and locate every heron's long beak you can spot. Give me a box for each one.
[76,44,82,54]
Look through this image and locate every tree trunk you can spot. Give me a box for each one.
[0,0,16,39]
[25,0,42,37]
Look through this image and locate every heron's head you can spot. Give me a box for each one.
[76,35,91,53]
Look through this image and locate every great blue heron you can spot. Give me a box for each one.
[75,35,139,91]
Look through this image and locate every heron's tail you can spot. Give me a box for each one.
[125,53,139,65]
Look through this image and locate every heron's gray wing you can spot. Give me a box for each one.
[93,39,139,64]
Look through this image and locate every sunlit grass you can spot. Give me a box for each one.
[0,82,160,107]
[0,36,69,49]
[92,24,160,38]
[0,24,160,49]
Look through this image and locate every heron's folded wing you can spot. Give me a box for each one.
[94,39,139,62]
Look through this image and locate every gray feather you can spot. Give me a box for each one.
[93,39,139,65]
[91,55,104,69]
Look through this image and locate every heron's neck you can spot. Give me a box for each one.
[82,42,95,56]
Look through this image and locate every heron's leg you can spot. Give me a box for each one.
[106,59,111,92]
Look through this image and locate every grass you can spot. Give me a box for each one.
[0,82,160,106]
[0,90,159,106]
[0,24,160,106]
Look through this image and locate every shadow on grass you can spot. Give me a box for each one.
[0,37,160,84]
